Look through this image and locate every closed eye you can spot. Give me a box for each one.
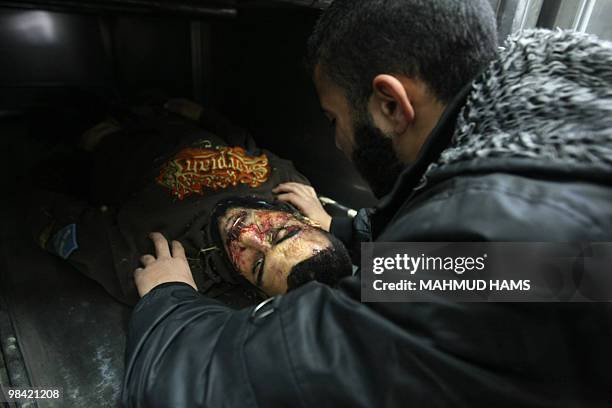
[253,257,265,287]
[274,227,302,245]
[252,227,303,288]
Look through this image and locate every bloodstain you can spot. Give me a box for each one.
[224,211,297,274]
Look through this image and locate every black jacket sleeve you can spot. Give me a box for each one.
[126,275,585,408]
[122,279,463,408]
[329,216,353,245]
[126,275,526,408]
[122,283,252,407]
[122,281,300,407]
[330,208,373,263]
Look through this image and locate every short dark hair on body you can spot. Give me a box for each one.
[307,0,498,107]
[286,231,352,291]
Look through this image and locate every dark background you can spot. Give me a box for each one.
[0,5,377,209]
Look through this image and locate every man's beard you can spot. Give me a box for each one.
[351,117,405,198]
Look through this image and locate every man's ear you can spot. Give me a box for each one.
[370,74,415,135]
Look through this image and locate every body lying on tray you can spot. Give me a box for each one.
[30,99,352,306]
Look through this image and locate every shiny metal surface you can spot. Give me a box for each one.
[0,0,237,18]
[0,9,111,85]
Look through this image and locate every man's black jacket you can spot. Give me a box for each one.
[122,30,612,407]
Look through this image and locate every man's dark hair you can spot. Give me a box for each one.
[307,0,498,108]
[286,231,352,291]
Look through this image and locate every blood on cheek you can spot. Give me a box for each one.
[258,213,292,232]
[226,212,295,274]
[227,227,258,271]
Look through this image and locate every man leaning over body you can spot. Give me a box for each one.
[32,99,351,306]
[124,1,612,406]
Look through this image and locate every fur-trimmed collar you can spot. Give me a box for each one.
[425,29,612,178]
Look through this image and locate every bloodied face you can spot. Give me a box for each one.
[218,207,332,296]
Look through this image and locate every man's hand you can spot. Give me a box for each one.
[134,232,197,298]
[273,182,332,231]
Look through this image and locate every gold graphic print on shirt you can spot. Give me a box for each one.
[156,146,271,200]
